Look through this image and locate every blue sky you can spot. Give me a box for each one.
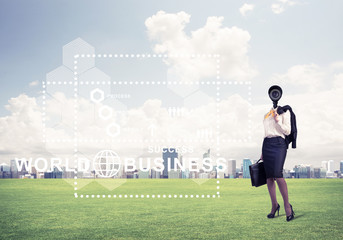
[1,0,343,170]
[1,0,342,116]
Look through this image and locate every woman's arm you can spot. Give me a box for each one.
[274,110,291,136]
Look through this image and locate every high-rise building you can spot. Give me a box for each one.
[320,168,327,178]
[210,171,217,178]
[243,158,252,178]
[150,169,161,178]
[138,170,149,179]
[326,160,335,177]
[0,163,10,172]
[62,166,74,179]
[203,149,210,159]
[199,172,210,178]
[327,160,334,173]
[226,159,236,178]
[31,166,37,179]
[294,165,308,178]
[203,149,212,174]
[10,159,18,172]
[162,148,178,178]
[0,163,11,178]
[181,169,189,179]
[340,161,343,173]
[313,168,321,178]
[10,159,18,178]
[321,161,328,170]
[283,169,291,178]
[10,159,29,178]
[168,169,181,179]
[306,165,313,178]
[44,172,53,178]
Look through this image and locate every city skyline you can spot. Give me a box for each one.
[1,148,342,179]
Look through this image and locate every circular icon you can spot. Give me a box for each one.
[93,150,121,178]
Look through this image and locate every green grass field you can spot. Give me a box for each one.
[0,179,342,240]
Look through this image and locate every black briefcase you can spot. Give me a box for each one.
[249,159,267,187]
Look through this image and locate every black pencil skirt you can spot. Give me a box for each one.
[262,136,287,178]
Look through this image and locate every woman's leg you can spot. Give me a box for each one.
[267,178,279,212]
[276,178,292,216]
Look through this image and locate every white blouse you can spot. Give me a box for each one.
[263,107,291,139]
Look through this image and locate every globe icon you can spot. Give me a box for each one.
[93,150,121,178]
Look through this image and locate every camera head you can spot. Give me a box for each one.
[268,85,283,108]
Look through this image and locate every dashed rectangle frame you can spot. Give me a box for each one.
[42,53,252,199]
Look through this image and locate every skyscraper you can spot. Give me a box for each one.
[243,158,252,178]
[168,169,181,179]
[0,163,10,172]
[0,163,11,179]
[226,159,236,178]
[10,159,29,178]
[327,160,334,173]
[321,161,328,170]
[162,148,178,178]
[326,160,334,177]
[340,161,343,173]
[150,169,161,178]
[10,159,18,172]
[203,149,210,159]
[181,169,189,179]
[138,170,149,179]
[293,165,308,178]
[313,168,321,178]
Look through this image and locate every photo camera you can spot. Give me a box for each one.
[268,85,283,108]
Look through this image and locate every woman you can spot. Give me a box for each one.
[261,94,295,222]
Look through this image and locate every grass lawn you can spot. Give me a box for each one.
[0,178,342,240]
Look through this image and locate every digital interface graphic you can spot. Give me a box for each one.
[40,38,252,199]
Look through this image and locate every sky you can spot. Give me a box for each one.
[0,0,343,170]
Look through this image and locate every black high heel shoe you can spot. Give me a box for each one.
[267,203,280,218]
[286,204,295,222]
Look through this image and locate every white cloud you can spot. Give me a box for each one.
[271,0,297,14]
[29,80,39,87]
[145,11,257,82]
[239,4,255,16]
[271,63,326,92]
[270,61,343,93]
[0,92,253,167]
[1,62,343,171]
[266,62,343,168]
[1,95,45,156]
[333,73,343,89]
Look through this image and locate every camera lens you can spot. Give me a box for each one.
[269,89,281,101]
[271,90,280,99]
[268,85,283,102]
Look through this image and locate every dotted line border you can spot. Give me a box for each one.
[215,58,221,193]
[76,192,221,199]
[43,138,251,143]
[73,58,78,192]
[42,53,253,199]
[76,53,221,59]
[45,81,252,85]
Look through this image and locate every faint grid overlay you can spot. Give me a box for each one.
[42,38,252,199]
